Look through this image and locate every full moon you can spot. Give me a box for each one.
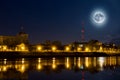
[91,9,107,26]
[93,11,105,23]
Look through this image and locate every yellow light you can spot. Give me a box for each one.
[37,46,42,51]
[85,47,89,52]
[38,58,41,63]
[77,57,81,68]
[66,57,70,69]
[77,47,81,51]
[22,58,25,64]
[15,64,28,73]
[52,64,56,69]
[37,64,42,70]
[4,59,7,65]
[98,57,105,71]
[20,65,25,73]
[52,46,56,51]
[18,43,28,51]
[21,46,25,50]
[65,46,70,51]
[4,59,7,60]
[52,58,56,69]
[85,57,89,67]
[93,57,97,67]
[3,46,7,50]
[3,66,7,72]
[66,63,70,68]
[99,46,103,52]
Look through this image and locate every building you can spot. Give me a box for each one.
[15,43,28,51]
[0,31,29,47]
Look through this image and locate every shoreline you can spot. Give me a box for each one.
[0,52,120,58]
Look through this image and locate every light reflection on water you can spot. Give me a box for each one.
[0,56,120,79]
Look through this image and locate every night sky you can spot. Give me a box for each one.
[0,0,120,44]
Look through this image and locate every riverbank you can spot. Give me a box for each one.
[0,52,120,58]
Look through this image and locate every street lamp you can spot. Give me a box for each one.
[52,46,57,52]
[99,46,103,52]
[37,46,42,51]
[65,46,70,52]
[85,47,89,52]
[77,47,81,52]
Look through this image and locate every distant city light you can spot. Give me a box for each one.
[85,47,89,52]
[65,46,70,52]
[37,46,42,51]
[52,46,57,51]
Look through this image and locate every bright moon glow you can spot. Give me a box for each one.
[91,9,107,26]
[93,11,105,23]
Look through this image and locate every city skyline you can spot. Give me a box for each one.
[0,0,120,44]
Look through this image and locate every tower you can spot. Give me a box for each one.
[81,22,85,42]
[17,25,29,44]
[20,25,24,32]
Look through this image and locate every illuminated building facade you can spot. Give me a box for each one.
[0,31,29,47]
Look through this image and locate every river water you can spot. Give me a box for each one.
[0,56,120,80]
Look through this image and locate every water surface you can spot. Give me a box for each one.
[0,56,120,80]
